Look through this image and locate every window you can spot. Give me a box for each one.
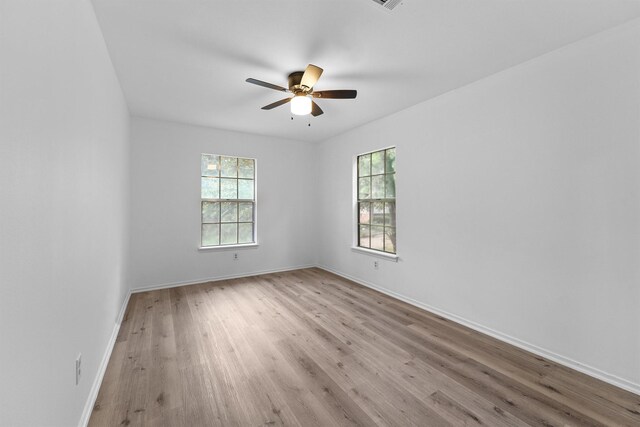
[357,147,396,254]
[200,154,256,247]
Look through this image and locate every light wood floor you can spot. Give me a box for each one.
[90,268,640,426]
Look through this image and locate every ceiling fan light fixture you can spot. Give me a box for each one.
[290,95,312,116]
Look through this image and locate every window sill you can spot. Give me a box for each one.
[198,243,259,251]
[351,246,399,262]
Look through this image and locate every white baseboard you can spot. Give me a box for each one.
[78,290,132,427]
[316,264,640,397]
[130,264,316,294]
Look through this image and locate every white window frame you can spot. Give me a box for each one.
[199,153,258,250]
[352,146,398,261]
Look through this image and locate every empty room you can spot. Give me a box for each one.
[2,0,640,426]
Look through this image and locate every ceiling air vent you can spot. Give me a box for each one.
[371,0,403,11]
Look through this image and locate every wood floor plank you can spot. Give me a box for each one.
[89,268,640,427]
[250,275,448,426]
[194,280,304,426]
[301,268,638,426]
[280,277,526,427]
[223,279,344,427]
[147,289,184,426]
[263,272,455,426]
[247,275,399,426]
[320,268,640,420]
[168,286,224,426]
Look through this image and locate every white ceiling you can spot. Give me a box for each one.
[91,0,640,142]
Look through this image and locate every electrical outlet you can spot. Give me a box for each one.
[75,354,82,385]
[233,253,238,261]
[373,260,379,270]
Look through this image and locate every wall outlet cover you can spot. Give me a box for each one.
[75,354,82,385]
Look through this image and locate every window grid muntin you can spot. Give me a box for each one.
[201,154,256,247]
[357,148,396,254]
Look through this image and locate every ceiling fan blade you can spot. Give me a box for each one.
[300,64,323,89]
[312,90,357,99]
[246,78,288,92]
[261,97,291,110]
[311,101,324,117]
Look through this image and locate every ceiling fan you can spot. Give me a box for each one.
[246,64,357,117]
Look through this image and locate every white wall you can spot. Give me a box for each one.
[317,21,640,391]
[129,117,317,289]
[0,1,130,426]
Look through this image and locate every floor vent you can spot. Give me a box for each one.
[371,0,403,11]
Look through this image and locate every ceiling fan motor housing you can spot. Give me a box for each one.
[288,71,307,93]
